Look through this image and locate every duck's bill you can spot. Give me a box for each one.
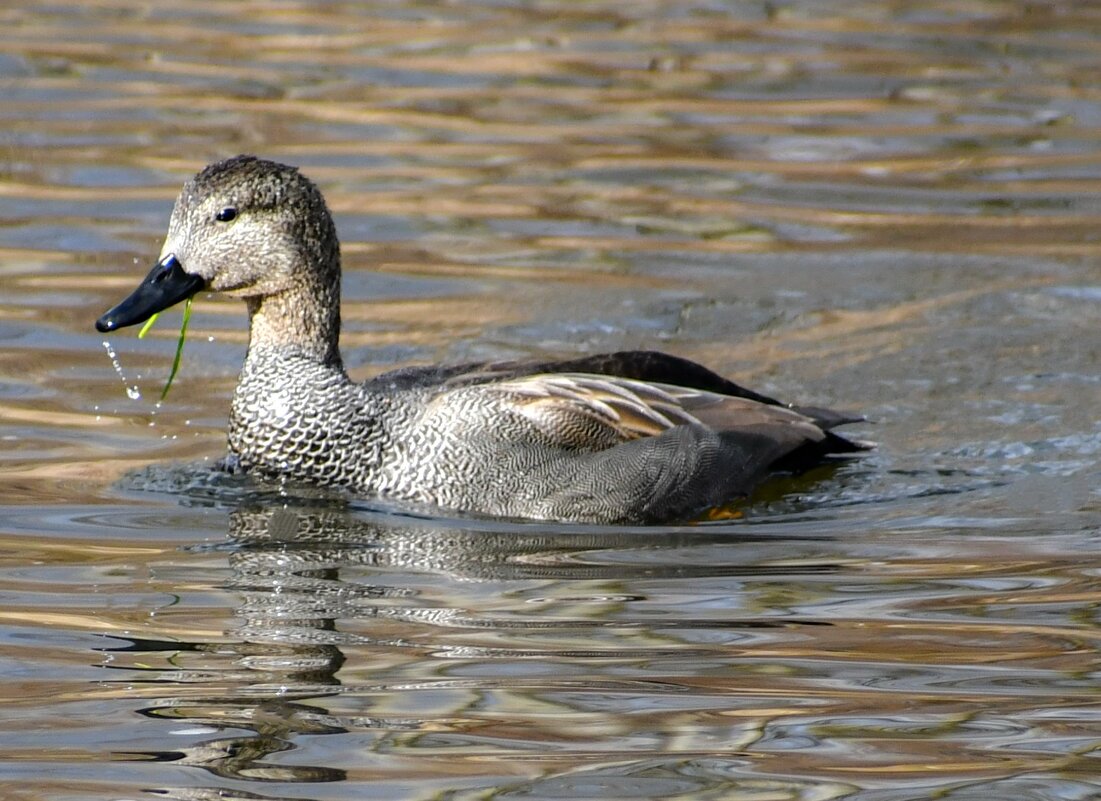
[95,254,205,333]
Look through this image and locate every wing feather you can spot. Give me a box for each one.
[489,372,788,445]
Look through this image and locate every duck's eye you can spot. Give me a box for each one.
[215,207,238,223]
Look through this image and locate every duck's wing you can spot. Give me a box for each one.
[371,350,779,402]
[483,372,832,452]
[378,352,867,451]
[525,351,866,430]
[372,349,866,435]
[456,350,782,400]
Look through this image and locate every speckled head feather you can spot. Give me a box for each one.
[185,156,323,220]
[96,156,869,524]
[160,155,343,366]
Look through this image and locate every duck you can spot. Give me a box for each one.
[96,155,869,524]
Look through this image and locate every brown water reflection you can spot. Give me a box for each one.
[2,1,1101,800]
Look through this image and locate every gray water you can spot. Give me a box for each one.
[1,2,1100,799]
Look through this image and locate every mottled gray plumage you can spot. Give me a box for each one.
[99,155,870,523]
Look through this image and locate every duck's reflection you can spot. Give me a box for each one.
[102,495,838,796]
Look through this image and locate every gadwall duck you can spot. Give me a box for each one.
[96,156,868,523]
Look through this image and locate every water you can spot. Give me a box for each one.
[2,1,1101,799]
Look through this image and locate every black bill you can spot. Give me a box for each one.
[95,254,205,333]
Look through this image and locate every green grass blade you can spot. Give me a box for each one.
[137,312,160,339]
[159,297,192,400]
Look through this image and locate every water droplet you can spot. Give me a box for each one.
[103,341,142,400]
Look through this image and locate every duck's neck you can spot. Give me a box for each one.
[245,273,344,371]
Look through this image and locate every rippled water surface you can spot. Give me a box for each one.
[2,2,1101,799]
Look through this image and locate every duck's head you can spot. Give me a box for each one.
[96,155,339,333]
